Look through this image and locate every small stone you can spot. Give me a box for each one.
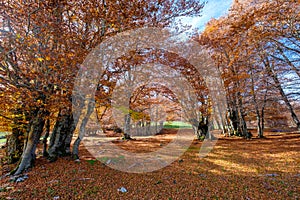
[117,187,127,193]
[16,177,25,183]
[266,173,278,177]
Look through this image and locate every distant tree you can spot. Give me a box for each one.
[199,0,300,137]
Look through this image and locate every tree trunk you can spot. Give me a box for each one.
[192,125,201,139]
[6,126,25,164]
[249,65,263,138]
[13,109,46,175]
[146,121,151,136]
[47,109,74,162]
[261,107,265,136]
[43,118,50,157]
[6,111,26,164]
[72,99,95,159]
[239,106,249,138]
[123,113,132,139]
[263,56,300,131]
[259,85,268,138]
[229,108,239,136]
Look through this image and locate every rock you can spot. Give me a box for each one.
[10,174,29,183]
[265,173,278,177]
[117,187,127,193]
[78,178,94,181]
[16,177,25,183]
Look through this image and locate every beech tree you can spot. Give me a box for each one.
[199,0,300,137]
[96,47,211,139]
[0,0,206,174]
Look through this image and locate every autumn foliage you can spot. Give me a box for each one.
[0,0,299,195]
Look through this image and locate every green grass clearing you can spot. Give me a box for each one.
[0,132,9,144]
[163,121,192,129]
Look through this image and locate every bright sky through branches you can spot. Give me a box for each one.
[181,0,233,31]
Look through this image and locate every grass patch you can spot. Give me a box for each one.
[163,121,192,129]
[0,132,9,144]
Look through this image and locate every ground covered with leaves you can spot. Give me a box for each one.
[0,129,299,199]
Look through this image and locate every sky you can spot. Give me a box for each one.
[181,0,233,31]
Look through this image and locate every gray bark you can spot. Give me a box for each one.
[72,99,95,159]
[43,118,50,157]
[13,109,46,175]
[123,113,132,139]
[47,109,74,162]
[263,56,300,131]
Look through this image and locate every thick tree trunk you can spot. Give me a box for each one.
[229,108,239,136]
[13,109,46,175]
[6,125,25,164]
[5,110,27,164]
[190,118,209,140]
[47,109,74,162]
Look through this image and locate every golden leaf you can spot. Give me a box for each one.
[37,57,44,62]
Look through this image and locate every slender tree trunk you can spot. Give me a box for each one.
[263,56,300,131]
[256,114,262,137]
[259,84,268,138]
[250,65,263,138]
[72,99,95,159]
[43,118,50,157]
[261,107,265,135]
[146,121,151,136]
[123,113,131,139]
[159,121,164,132]
[236,87,248,138]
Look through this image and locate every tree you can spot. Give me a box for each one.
[0,0,206,174]
[199,0,300,138]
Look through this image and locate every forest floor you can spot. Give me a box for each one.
[0,129,299,199]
